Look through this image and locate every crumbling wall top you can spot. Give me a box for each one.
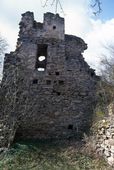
[19,11,64,40]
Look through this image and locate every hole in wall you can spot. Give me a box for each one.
[55,72,59,76]
[33,21,37,28]
[53,25,56,30]
[68,124,73,130]
[57,92,61,96]
[33,79,38,84]
[91,72,95,77]
[59,80,64,85]
[35,44,47,71]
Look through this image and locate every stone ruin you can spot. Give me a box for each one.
[0,11,98,149]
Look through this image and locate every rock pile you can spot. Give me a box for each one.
[95,116,114,166]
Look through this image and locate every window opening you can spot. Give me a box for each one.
[68,124,73,130]
[35,44,47,71]
[33,79,38,84]
[54,80,57,84]
[53,25,56,30]
[57,92,61,96]
[55,72,59,75]
[91,72,95,77]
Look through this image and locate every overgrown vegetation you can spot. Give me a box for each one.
[0,140,112,170]
[94,44,114,120]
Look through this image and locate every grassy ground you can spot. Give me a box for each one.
[0,139,112,170]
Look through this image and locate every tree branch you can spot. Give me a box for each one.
[91,0,102,15]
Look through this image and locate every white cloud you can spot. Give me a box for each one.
[84,18,114,72]
[0,20,18,52]
[64,0,92,37]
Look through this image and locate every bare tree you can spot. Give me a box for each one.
[91,0,102,15]
[0,35,8,81]
[41,0,102,15]
[96,45,114,109]
[100,45,114,85]
[0,36,8,56]
[41,0,65,14]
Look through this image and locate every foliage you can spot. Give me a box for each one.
[100,45,114,86]
[0,140,112,170]
[96,45,114,119]
[96,45,114,123]
[94,77,114,121]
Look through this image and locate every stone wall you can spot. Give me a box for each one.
[0,11,98,148]
[93,103,114,166]
[19,11,64,41]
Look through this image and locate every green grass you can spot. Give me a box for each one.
[0,140,112,170]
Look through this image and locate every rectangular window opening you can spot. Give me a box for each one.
[55,72,59,75]
[68,124,73,130]
[35,44,48,71]
[33,79,38,84]
[46,80,51,85]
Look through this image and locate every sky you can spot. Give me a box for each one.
[0,0,114,74]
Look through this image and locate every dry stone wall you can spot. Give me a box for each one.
[94,104,114,166]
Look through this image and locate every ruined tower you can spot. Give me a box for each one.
[0,12,98,149]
